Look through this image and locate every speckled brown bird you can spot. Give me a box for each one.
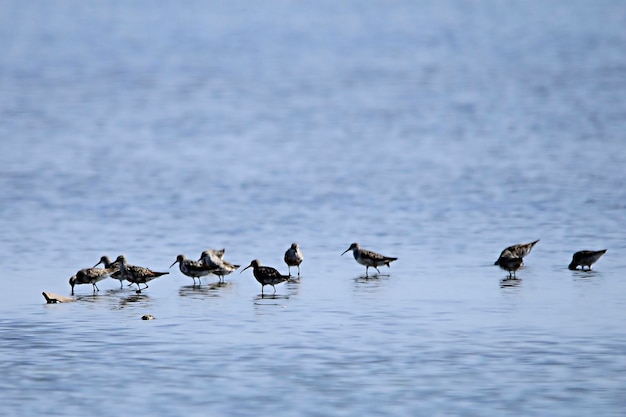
[115,255,169,293]
[494,240,539,266]
[69,266,117,295]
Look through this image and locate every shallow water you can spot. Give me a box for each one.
[1,1,626,416]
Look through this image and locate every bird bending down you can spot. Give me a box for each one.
[284,242,304,277]
[497,252,523,278]
[115,255,168,292]
[494,240,539,266]
[240,259,289,295]
[199,249,240,283]
[69,266,117,295]
[568,249,607,271]
[341,242,397,276]
[170,254,217,285]
[94,255,124,288]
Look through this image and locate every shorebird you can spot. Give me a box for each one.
[284,243,304,277]
[240,259,289,295]
[115,255,169,292]
[494,240,540,266]
[170,254,217,285]
[69,266,117,295]
[497,253,523,278]
[568,249,607,271]
[94,255,124,288]
[341,242,397,276]
[198,249,240,283]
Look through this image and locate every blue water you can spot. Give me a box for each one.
[1,1,626,415]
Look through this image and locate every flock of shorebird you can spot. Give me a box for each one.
[69,243,306,296]
[66,240,607,296]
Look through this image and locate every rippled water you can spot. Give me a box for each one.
[1,1,626,415]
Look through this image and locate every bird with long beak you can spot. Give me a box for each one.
[93,255,125,288]
[240,259,289,295]
[69,266,117,295]
[341,242,397,276]
[170,254,217,286]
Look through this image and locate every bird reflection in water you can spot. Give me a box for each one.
[353,273,390,294]
[117,293,151,310]
[500,277,522,288]
[178,281,232,298]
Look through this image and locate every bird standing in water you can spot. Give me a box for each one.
[69,266,117,295]
[568,249,607,271]
[497,253,523,278]
[284,243,304,277]
[341,242,397,277]
[170,254,217,286]
[115,255,169,293]
[241,259,289,295]
[94,255,125,288]
[198,249,240,283]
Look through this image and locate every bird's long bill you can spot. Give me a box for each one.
[169,260,178,268]
[93,260,102,268]
[341,248,351,256]
[240,264,252,273]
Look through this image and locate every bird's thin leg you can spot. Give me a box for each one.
[297,265,300,277]
[272,285,276,294]
[94,283,100,291]
[287,266,291,276]
[374,266,381,274]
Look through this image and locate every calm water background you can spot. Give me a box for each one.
[1,1,626,415]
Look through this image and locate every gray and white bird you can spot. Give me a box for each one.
[341,242,397,277]
[170,254,217,285]
[198,249,240,283]
[284,243,304,277]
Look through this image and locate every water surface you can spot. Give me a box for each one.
[1,1,625,416]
